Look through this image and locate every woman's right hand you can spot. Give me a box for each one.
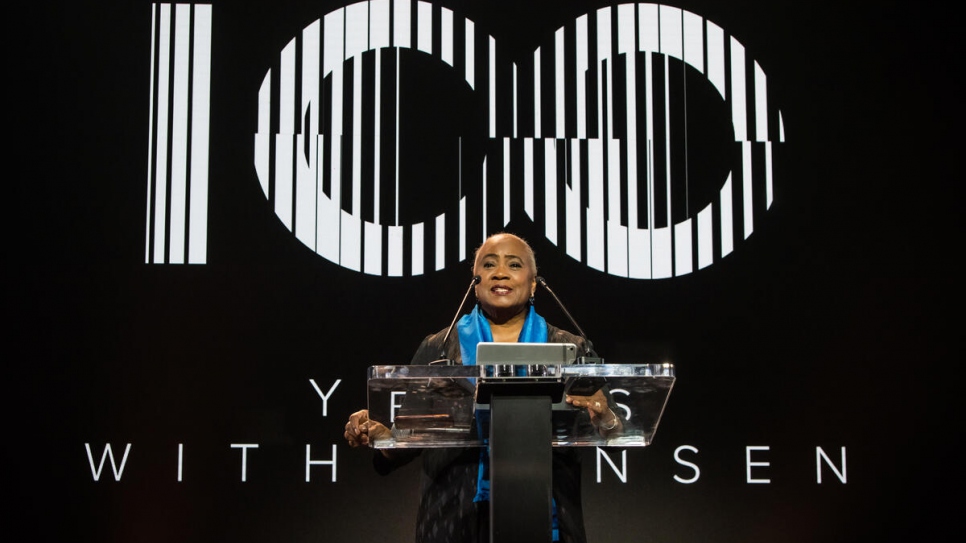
[344,409,391,447]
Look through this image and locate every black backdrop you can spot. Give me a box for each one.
[12,1,962,542]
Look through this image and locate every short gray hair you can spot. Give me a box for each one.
[472,232,537,273]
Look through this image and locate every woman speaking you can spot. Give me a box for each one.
[344,232,620,543]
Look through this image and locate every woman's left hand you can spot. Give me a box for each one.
[565,389,621,432]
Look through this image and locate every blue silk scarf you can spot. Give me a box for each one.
[457,305,559,540]
[456,304,548,365]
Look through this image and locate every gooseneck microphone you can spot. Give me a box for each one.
[535,276,602,364]
[430,275,482,365]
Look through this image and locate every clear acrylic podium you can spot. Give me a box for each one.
[367,362,675,543]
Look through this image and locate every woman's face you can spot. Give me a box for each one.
[473,234,537,322]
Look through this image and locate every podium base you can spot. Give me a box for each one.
[490,395,553,543]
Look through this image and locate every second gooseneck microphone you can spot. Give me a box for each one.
[431,275,482,365]
[536,276,602,364]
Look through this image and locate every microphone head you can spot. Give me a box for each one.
[472,275,481,285]
[535,276,548,287]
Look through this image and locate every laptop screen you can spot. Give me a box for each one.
[475,342,578,366]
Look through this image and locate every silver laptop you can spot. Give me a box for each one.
[476,342,578,366]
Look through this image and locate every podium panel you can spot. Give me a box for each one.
[367,363,675,449]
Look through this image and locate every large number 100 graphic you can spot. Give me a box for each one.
[147,2,785,279]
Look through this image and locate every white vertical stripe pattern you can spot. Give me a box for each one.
[341,210,361,271]
[145,6,156,263]
[412,223,424,275]
[697,203,713,269]
[720,174,734,257]
[566,140,581,260]
[534,48,541,138]
[645,55,655,233]
[320,10,343,262]
[628,228,651,279]
[153,4,170,263]
[544,139,557,244]
[607,140,626,276]
[189,4,212,264]
[343,4,367,271]
[742,142,753,239]
[638,3,659,53]
[755,60,768,142]
[587,139,605,271]
[374,51,382,224]
[683,11,703,72]
[513,63,518,138]
[296,21,320,250]
[459,197,466,261]
[435,214,446,271]
[346,2,368,59]
[644,54,661,278]
[352,57,363,217]
[706,22,726,99]
[275,40,295,231]
[489,36,496,138]
[441,8,453,66]
[653,226,672,278]
[238,2,787,277]
[395,49,400,224]
[365,221,382,275]
[394,0,410,48]
[465,20,474,89]
[524,138,534,219]
[766,142,774,208]
[730,37,747,141]
[597,7,611,139]
[659,6,682,60]
[555,29,565,138]
[417,1,432,55]
[389,225,403,276]
[620,4,644,277]
[617,4,634,55]
[255,72,271,197]
[169,4,190,264]
[663,55,671,234]
[575,15,587,139]
[371,0,390,48]
[347,3,367,272]
[600,7,627,275]
[674,219,692,276]
[619,7,639,277]
[316,135,327,252]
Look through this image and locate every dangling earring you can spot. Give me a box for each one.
[529,295,535,306]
